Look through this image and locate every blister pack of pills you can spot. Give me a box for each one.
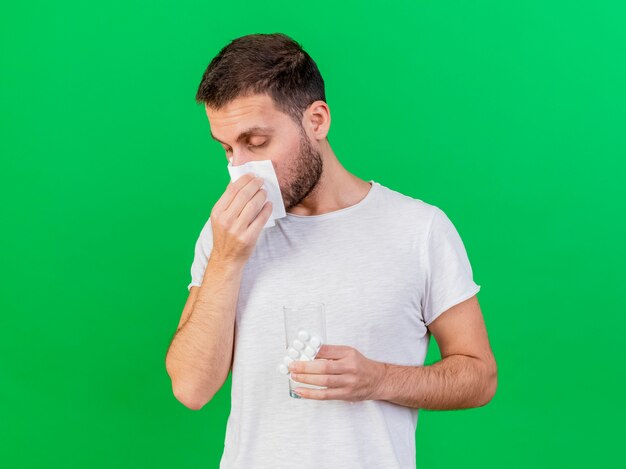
[277,328,324,375]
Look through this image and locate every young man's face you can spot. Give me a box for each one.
[205,92,324,211]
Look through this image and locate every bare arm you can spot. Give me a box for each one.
[165,256,245,410]
[165,172,273,410]
[375,295,497,409]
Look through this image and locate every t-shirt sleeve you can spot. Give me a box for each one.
[187,217,214,291]
[421,207,481,326]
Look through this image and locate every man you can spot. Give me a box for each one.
[165,32,497,469]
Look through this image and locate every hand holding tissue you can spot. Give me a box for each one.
[227,158,287,228]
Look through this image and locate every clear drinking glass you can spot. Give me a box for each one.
[283,302,328,399]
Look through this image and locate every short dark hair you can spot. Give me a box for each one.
[195,33,327,131]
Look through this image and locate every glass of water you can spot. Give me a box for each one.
[283,302,328,399]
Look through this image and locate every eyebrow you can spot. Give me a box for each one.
[210,126,274,145]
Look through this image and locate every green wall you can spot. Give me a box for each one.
[1,1,624,467]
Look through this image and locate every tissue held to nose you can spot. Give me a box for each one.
[227,158,287,228]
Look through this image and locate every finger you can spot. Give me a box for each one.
[289,358,337,375]
[294,386,346,401]
[232,186,268,233]
[223,176,265,221]
[213,173,257,215]
[314,344,354,360]
[291,373,342,388]
[245,199,273,238]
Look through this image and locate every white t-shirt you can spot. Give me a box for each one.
[187,180,481,469]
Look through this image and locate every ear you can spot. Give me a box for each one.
[303,100,331,140]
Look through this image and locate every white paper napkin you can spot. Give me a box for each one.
[227,158,287,228]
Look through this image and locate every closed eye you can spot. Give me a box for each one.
[224,140,268,154]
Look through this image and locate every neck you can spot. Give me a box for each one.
[287,145,372,216]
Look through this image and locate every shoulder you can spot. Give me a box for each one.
[373,181,442,229]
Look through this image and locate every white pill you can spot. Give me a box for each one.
[287,347,300,359]
[303,345,316,357]
[297,329,310,341]
[299,354,311,361]
[292,339,305,350]
[283,356,294,366]
[309,336,322,349]
[277,363,289,374]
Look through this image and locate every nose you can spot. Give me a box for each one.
[228,152,243,166]
[229,153,255,167]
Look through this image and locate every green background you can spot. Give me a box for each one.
[1,1,625,467]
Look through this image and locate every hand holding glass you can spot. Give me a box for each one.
[278,302,328,398]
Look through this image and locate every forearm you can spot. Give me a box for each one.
[375,355,497,410]
[166,256,244,407]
